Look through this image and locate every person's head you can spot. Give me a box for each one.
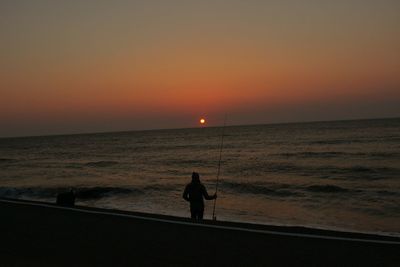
[191,172,200,184]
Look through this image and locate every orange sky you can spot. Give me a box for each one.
[0,1,399,137]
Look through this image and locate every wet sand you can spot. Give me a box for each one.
[0,198,399,266]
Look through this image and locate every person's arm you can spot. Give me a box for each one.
[183,185,190,201]
[202,185,217,200]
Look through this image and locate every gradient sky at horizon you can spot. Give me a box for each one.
[1,0,399,137]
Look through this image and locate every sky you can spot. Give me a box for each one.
[1,0,399,137]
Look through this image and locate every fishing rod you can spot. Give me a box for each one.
[212,115,227,221]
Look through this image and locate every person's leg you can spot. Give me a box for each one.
[190,206,196,219]
[190,203,204,220]
[198,208,204,220]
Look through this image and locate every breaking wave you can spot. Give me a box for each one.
[0,186,141,200]
[75,187,137,199]
[0,182,184,201]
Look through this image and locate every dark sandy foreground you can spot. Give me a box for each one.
[0,198,399,267]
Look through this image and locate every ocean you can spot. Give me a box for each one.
[1,118,399,236]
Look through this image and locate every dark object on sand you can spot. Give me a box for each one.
[56,190,75,206]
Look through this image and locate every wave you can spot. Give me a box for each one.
[143,184,181,192]
[221,181,301,197]
[75,187,137,199]
[228,162,399,180]
[306,185,348,193]
[85,161,119,167]
[337,166,399,180]
[274,151,400,159]
[0,182,184,201]
[376,190,400,197]
[308,139,375,145]
[369,152,400,158]
[348,166,372,172]
[220,181,358,196]
[276,152,347,158]
[0,158,16,163]
[0,186,141,200]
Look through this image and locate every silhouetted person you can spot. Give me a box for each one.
[183,172,216,220]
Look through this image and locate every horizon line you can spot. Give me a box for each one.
[1,115,399,140]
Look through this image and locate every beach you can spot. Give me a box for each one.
[1,198,399,266]
[2,1,399,266]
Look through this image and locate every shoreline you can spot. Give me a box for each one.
[1,198,399,266]
[2,197,399,244]
[7,196,400,239]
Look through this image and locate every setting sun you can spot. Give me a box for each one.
[200,118,206,125]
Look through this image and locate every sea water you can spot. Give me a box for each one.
[1,118,399,236]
